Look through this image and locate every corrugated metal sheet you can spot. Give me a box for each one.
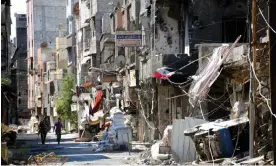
[171,118,206,164]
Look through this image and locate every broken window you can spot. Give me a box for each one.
[30,57,33,70]
[84,26,91,51]
[222,17,247,43]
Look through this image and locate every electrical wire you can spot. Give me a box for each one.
[191,94,232,119]
[247,45,276,118]
[199,102,206,121]
[137,90,156,130]
[207,91,228,101]
[258,7,276,34]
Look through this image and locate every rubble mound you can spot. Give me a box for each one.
[136,148,177,165]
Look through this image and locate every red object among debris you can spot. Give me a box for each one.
[153,67,175,80]
[104,122,111,128]
[101,122,111,130]
[89,90,103,116]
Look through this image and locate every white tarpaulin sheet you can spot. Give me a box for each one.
[188,36,241,107]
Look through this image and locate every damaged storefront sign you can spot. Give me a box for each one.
[115,31,142,47]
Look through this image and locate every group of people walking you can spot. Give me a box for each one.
[38,117,63,145]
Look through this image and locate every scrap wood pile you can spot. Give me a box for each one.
[28,152,68,165]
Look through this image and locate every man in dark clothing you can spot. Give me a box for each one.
[54,118,63,144]
[38,117,50,145]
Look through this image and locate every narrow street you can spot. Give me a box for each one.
[2,0,276,165]
[16,133,137,165]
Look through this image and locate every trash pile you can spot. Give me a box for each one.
[1,123,17,146]
[134,146,177,165]
[28,152,68,165]
[95,107,132,152]
[8,124,30,133]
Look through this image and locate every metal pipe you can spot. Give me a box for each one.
[249,0,256,158]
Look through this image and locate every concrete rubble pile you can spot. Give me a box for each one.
[95,107,132,152]
[134,125,178,165]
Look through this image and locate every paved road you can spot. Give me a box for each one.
[16,133,138,165]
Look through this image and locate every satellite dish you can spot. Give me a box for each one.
[115,55,126,67]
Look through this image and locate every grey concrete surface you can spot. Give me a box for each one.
[17,133,138,165]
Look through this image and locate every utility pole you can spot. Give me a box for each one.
[249,0,257,158]
[268,0,276,162]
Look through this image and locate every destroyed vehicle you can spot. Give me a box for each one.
[184,117,249,161]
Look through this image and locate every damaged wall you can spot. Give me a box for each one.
[154,7,180,55]
[158,85,191,138]
[139,5,181,80]
[190,0,248,47]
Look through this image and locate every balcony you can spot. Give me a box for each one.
[46,61,56,71]
[66,35,76,48]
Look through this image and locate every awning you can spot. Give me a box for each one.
[82,81,94,88]
[81,56,91,65]
[88,119,100,125]
[89,90,103,116]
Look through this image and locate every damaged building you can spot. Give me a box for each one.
[71,0,273,163]
[104,0,272,163]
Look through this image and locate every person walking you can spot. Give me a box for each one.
[38,117,50,145]
[54,118,63,144]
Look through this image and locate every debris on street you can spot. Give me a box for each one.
[132,147,177,165]
[1,123,17,146]
[184,117,249,162]
[28,152,68,165]
[94,107,132,152]
[2,0,276,165]
[127,125,177,165]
